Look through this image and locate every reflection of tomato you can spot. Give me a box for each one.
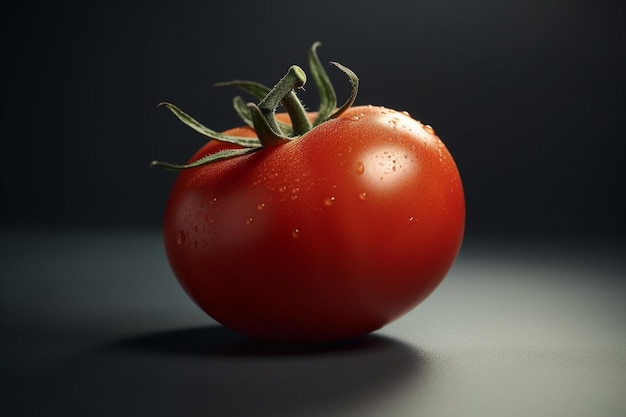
[155,44,464,342]
[162,105,464,342]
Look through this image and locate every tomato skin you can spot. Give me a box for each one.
[163,105,465,342]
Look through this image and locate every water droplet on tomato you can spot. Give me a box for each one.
[423,124,435,135]
[257,203,265,211]
[355,161,365,175]
[292,228,300,239]
[278,185,287,192]
[359,192,367,201]
[324,196,336,207]
[245,217,253,225]
[401,110,411,116]
[177,231,186,245]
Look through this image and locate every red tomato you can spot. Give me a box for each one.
[163,105,465,343]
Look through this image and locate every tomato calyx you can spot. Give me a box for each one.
[151,42,359,170]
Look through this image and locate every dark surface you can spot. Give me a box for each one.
[1,1,625,238]
[2,231,624,416]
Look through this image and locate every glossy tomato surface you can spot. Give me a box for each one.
[164,105,465,342]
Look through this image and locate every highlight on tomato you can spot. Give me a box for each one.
[152,42,465,343]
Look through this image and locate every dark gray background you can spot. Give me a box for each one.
[1,0,625,239]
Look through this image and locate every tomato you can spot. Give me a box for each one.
[162,105,464,343]
[155,44,464,342]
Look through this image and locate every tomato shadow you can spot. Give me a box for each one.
[47,325,431,417]
[119,324,406,357]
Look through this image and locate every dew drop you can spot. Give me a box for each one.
[355,161,365,175]
[177,231,186,245]
[278,185,287,192]
[324,196,336,207]
[359,192,367,201]
[401,110,411,116]
[257,203,265,211]
[292,228,300,239]
[245,217,253,225]
[423,124,435,135]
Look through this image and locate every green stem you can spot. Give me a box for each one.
[152,43,361,171]
[247,103,290,147]
[328,62,359,119]
[282,90,313,136]
[308,41,337,125]
[257,65,311,138]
